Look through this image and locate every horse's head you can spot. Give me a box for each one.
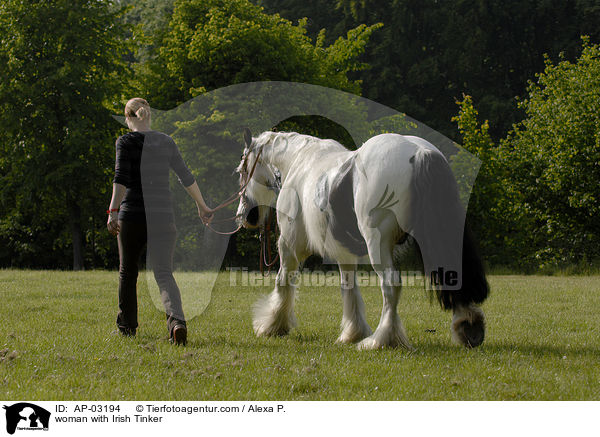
[235,128,279,229]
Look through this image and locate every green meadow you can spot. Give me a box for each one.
[0,270,598,400]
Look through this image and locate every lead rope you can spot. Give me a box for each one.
[201,145,279,271]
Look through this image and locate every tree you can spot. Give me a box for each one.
[258,0,600,141]
[0,0,129,269]
[452,95,524,267]
[500,38,600,268]
[132,0,379,106]
[126,0,381,269]
[453,39,600,270]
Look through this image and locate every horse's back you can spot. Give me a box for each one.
[353,134,437,231]
[292,133,440,261]
[358,133,439,159]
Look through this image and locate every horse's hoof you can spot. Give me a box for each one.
[451,305,485,348]
[254,324,290,338]
[357,337,383,350]
[336,329,371,345]
[357,332,413,351]
[335,335,357,345]
[454,319,485,348]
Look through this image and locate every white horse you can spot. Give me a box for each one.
[235,129,488,349]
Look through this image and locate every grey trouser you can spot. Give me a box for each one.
[116,220,185,334]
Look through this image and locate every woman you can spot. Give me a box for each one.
[107,98,213,346]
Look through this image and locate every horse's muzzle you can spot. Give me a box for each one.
[240,205,259,229]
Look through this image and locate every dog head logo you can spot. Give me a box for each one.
[3,403,50,434]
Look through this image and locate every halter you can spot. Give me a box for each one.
[202,145,264,235]
[204,142,279,273]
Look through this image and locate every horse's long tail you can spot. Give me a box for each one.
[409,147,489,310]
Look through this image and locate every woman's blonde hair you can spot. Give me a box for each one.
[125,97,151,121]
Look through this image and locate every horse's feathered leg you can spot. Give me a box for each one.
[358,214,413,351]
[253,237,301,337]
[336,264,372,344]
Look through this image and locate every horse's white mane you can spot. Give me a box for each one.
[253,131,348,179]
[255,131,305,147]
[254,130,279,146]
[255,131,346,155]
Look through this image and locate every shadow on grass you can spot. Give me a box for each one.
[416,338,600,358]
[481,341,599,357]
[113,324,599,360]
[182,331,329,350]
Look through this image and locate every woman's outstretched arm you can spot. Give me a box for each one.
[184,181,213,224]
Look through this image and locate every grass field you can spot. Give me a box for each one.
[0,270,599,400]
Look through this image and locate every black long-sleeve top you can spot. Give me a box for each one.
[113,130,195,224]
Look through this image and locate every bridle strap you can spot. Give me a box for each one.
[259,209,279,276]
[202,144,280,271]
[203,146,264,235]
[209,146,264,214]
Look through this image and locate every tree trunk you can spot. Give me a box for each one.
[68,198,85,271]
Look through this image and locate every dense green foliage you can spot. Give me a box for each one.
[257,0,600,140]
[454,40,600,269]
[132,0,377,105]
[503,40,600,268]
[451,96,512,266]
[0,0,129,269]
[0,0,599,270]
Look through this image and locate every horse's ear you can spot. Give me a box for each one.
[243,128,252,148]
